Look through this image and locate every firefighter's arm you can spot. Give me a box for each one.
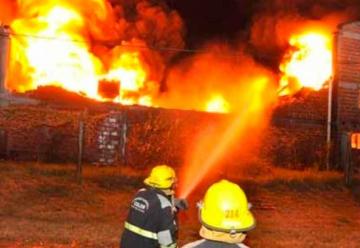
[157,201,178,248]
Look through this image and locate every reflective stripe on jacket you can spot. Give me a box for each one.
[120,187,178,248]
[124,221,158,240]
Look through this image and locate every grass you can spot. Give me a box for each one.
[0,161,359,247]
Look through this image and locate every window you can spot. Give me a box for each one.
[351,133,360,149]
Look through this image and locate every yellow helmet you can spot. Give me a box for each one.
[144,165,176,189]
[199,180,255,233]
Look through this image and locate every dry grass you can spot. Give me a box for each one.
[0,161,359,248]
[227,160,342,183]
[0,161,131,248]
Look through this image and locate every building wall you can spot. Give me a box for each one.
[93,107,226,168]
[0,106,80,161]
[336,21,360,131]
[262,89,328,169]
[0,90,330,169]
[335,21,360,170]
[0,105,226,167]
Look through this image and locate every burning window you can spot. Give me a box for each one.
[351,133,360,149]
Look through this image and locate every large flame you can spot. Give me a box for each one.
[7,0,156,105]
[278,31,333,96]
[2,0,339,112]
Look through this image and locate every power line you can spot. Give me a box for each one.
[9,32,86,44]
[6,31,360,64]
[6,31,268,59]
[8,31,212,54]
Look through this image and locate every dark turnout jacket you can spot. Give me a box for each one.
[120,187,177,248]
[182,240,249,248]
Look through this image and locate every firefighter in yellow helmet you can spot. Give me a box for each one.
[120,165,188,248]
[182,180,255,248]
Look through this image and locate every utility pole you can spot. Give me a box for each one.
[77,109,87,184]
[0,24,10,94]
[326,76,333,171]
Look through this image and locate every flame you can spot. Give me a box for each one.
[278,31,333,95]
[3,0,337,112]
[7,0,152,105]
[205,94,230,113]
[100,48,153,105]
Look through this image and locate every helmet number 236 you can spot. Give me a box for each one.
[225,209,240,218]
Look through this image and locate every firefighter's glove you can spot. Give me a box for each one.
[174,198,188,211]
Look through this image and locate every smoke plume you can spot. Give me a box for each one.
[157,43,277,112]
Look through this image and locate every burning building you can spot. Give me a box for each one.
[0,0,360,181]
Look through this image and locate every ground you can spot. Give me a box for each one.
[0,161,359,248]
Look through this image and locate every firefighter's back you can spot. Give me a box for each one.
[120,188,167,248]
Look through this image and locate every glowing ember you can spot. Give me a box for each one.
[205,94,230,113]
[278,32,333,96]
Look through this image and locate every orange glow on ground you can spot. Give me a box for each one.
[278,31,333,96]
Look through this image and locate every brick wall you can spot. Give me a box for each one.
[0,89,330,169]
[0,106,80,161]
[331,21,360,170]
[0,105,226,167]
[93,107,225,168]
[336,21,360,131]
[262,89,328,168]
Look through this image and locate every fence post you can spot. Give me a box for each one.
[0,25,10,95]
[77,110,87,184]
[341,132,353,186]
[120,110,128,165]
[0,129,7,159]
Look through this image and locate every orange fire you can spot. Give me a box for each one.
[2,0,337,112]
[278,31,333,96]
[205,94,230,113]
[7,0,153,105]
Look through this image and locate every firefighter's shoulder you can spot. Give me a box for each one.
[130,188,159,212]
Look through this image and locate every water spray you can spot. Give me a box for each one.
[178,78,273,198]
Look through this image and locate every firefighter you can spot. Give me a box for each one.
[182,180,255,248]
[120,164,188,248]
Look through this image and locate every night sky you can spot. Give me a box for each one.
[169,0,253,47]
[165,0,360,48]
